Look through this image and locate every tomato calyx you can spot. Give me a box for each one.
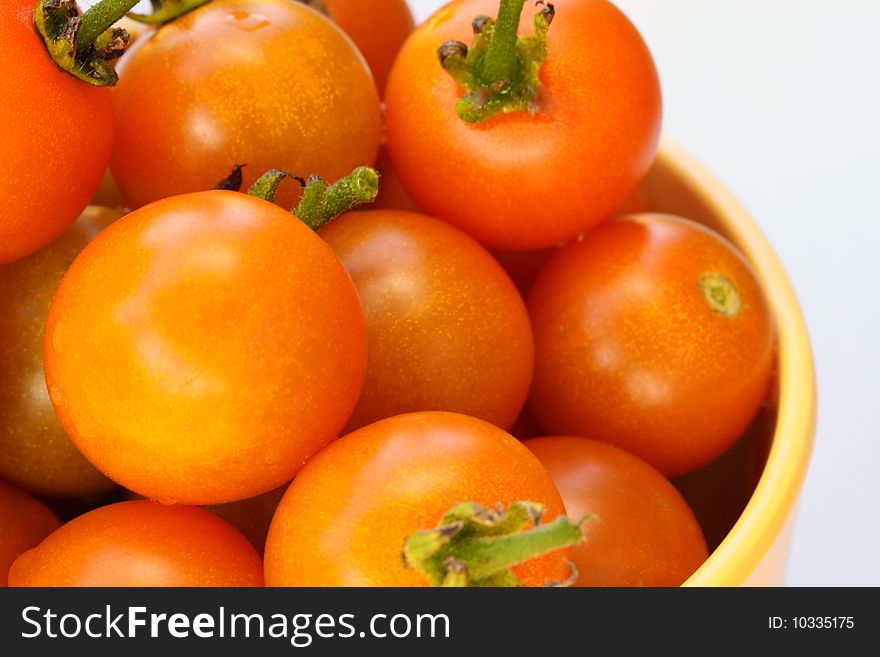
[699,272,742,318]
[34,0,139,86]
[439,0,555,123]
[127,0,212,26]
[403,501,589,587]
[247,167,380,231]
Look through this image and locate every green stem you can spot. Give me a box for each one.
[478,0,526,84]
[438,0,555,123]
[247,167,380,232]
[127,0,213,26]
[404,501,589,587]
[76,0,141,55]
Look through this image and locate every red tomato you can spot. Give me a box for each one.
[0,207,120,497]
[321,210,534,432]
[111,0,381,210]
[0,0,113,264]
[44,191,368,505]
[528,214,775,476]
[265,412,572,587]
[0,481,60,587]
[385,0,661,250]
[317,0,415,94]
[526,437,708,586]
[8,501,263,587]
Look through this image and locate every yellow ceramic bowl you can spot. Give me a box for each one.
[640,138,815,586]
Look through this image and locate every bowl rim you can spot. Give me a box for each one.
[655,138,817,586]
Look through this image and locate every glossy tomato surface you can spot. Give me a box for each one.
[321,210,533,432]
[0,481,60,587]
[264,412,570,586]
[0,207,121,497]
[111,0,381,210]
[526,437,708,586]
[8,501,263,587]
[385,0,661,250]
[0,0,113,264]
[319,0,415,94]
[528,214,776,476]
[44,192,368,505]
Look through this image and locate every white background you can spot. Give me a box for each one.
[95,0,880,585]
[408,0,880,586]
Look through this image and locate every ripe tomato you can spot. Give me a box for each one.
[0,481,60,587]
[264,412,572,587]
[111,0,382,210]
[528,214,776,476]
[0,207,121,498]
[526,437,708,586]
[313,0,415,95]
[8,501,263,587]
[44,191,368,505]
[0,0,113,264]
[385,0,661,250]
[320,210,533,432]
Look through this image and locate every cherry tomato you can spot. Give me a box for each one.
[44,191,368,505]
[0,207,120,498]
[0,0,113,264]
[265,412,571,587]
[111,0,382,210]
[313,0,415,95]
[0,481,60,587]
[321,210,533,432]
[528,214,776,476]
[8,501,263,587]
[385,0,661,250]
[526,437,708,586]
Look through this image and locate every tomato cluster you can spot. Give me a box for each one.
[1,0,775,588]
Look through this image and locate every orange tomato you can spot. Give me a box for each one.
[0,481,60,587]
[265,412,571,586]
[385,0,661,250]
[44,191,368,505]
[526,437,708,586]
[8,501,263,587]
[0,207,120,498]
[321,210,534,432]
[0,0,113,264]
[111,0,382,210]
[528,214,776,476]
[316,0,415,95]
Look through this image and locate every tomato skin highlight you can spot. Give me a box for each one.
[0,481,60,587]
[44,191,368,505]
[528,214,776,476]
[0,207,120,498]
[321,210,534,432]
[385,0,661,250]
[8,501,264,587]
[0,0,113,264]
[264,412,570,587]
[526,437,708,586]
[111,0,382,210]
